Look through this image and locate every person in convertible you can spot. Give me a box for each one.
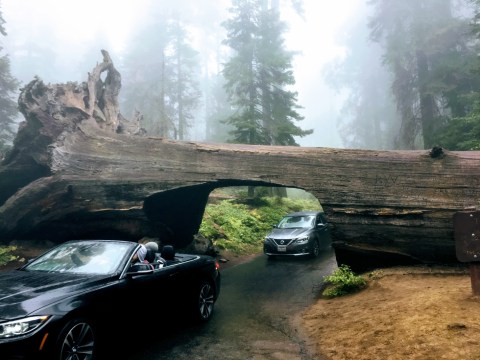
[131,244,148,264]
[131,241,166,267]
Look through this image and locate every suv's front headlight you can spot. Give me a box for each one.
[294,236,309,245]
[0,316,50,339]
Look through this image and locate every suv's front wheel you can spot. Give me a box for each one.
[310,239,320,258]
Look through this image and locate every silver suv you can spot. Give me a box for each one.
[263,211,330,258]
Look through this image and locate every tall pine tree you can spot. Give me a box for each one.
[121,16,201,140]
[368,0,478,149]
[435,0,480,150]
[222,0,311,146]
[323,8,399,150]
[0,3,19,159]
[169,19,201,140]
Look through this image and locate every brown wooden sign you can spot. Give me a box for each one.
[454,210,480,296]
[454,211,480,263]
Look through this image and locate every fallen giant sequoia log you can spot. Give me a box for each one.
[1,50,479,269]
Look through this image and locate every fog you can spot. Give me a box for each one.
[2,0,366,148]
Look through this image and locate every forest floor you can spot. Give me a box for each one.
[2,244,480,359]
[301,265,480,360]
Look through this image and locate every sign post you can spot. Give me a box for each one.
[453,210,480,296]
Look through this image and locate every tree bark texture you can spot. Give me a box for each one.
[1,51,479,269]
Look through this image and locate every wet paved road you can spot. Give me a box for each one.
[123,247,337,360]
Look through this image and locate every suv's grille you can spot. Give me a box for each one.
[272,239,294,246]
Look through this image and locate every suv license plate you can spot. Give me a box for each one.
[277,245,287,252]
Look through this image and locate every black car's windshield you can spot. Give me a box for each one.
[278,215,315,229]
[25,241,133,275]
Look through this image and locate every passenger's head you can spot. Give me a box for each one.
[145,241,159,252]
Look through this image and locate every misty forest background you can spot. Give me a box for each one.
[3,0,480,155]
[1,0,480,255]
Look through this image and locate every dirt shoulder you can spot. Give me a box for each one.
[301,265,480,360]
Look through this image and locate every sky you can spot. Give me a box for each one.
[3,0,150,52]
[2,0,363,148]
[283,0,362,147]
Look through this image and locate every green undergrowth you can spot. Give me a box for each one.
[0,246,18,267]
[199,194,321,254]
[322,264,367,298]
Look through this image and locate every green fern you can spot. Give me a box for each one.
[322,265,367,298]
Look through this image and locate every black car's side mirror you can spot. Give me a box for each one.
[272,224,278,228]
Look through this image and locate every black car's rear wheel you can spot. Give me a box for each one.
[195,280,215,322]
[310,239,320,258]
[57,318,95,360]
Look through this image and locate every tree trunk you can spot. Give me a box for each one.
[416,49,436,149]
[1,51,479,271]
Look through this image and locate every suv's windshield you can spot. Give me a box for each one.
[278,215,315,229]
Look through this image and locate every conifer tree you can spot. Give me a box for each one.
[0,3,20,158]
[369,0,478,149]
[169,19,201,140]
[222,0,311,146]
[121,17,200,140]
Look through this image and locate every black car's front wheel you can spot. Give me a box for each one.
[195,280,215,322]
[310,239,320,258]
[57,318,95,360]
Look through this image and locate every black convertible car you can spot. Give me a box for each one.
[0,240,221,360]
